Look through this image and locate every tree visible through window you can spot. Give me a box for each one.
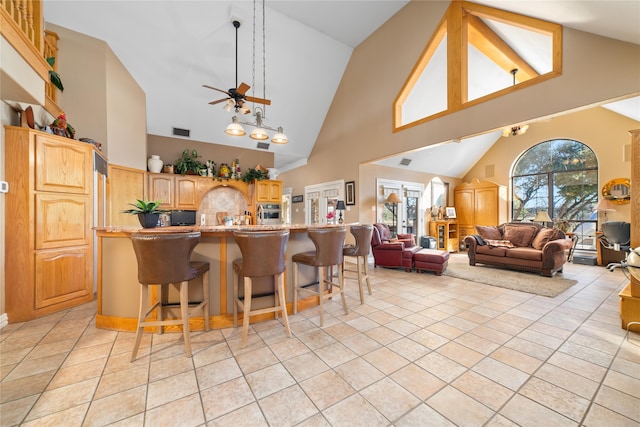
[511,139,598,250]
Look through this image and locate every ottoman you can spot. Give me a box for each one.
[402,246,422,272]
[414,249,449,275]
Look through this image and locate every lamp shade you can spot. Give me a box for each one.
[385,193,402,204]
[271,127,288,144]
[534,210,552,222]
[593,198,616,212]
[225,120,245,136]
[250,127,269,140]
[336,200,346,210]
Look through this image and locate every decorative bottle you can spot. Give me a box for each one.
[147,155,163,173]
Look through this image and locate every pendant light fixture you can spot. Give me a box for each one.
[224,0,288,144]
[502,69,529,138]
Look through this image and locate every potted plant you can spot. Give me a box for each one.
[122,199,168,228]
[241,167,268,183]
[223,215,235,226]
[175,149,206,175]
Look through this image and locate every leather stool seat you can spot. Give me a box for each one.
[233,230,291,348]
[293,227,347,326]
[414,248,449,275]
[130,232,210,361]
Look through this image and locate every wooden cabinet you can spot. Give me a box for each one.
[147,174,201,210]
[107,164,146,227]
[429,221,459,252]
[5,126,94,322]
[454,179,507,248]
[254,180,282,203]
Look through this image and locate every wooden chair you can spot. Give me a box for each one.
[130,232,209,361]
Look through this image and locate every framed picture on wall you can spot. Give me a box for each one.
[345,181,356,205]
[292,195,304,203]
[445,207,457,219]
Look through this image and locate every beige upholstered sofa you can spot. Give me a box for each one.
[464,222,574,277]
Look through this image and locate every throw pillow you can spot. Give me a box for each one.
[503,225,538,247]
[476,225,502,240]
[531,228,559,250]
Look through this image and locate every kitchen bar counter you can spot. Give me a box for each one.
[94,224,354,331]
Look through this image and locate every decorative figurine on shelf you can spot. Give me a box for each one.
[50,112,75,139]
[218,162,230,179]
[206,160,216,177]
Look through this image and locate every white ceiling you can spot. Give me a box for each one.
[43,1,640,176]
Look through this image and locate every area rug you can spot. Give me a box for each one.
[442,255,578,297]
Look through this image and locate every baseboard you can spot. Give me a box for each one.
[0,313,8,330]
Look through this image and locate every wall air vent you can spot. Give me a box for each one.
[172,127,190,137]
[400,158,412,166]
[257,142,270,150]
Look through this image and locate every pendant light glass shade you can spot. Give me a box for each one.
[271,127,288,144]
[225,121,246,136]
[250,127,269,140]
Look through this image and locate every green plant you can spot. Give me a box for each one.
[46,57,64,92]
[175,149,206,175]
[241,167,268,183]
[122,199,168,215]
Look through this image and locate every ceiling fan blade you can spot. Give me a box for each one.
[236,82,250,95]
[202,84,231,96]
[208,98,228,105]
[245,96,271,106]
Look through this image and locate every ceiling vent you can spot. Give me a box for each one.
[172,127,190,137]
[400,158,412,166]
[256,142,270,150]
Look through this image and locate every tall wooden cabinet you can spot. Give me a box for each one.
[454,179,507,248]
[5,127,96,322]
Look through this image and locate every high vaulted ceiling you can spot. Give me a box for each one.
[43,1,640,176]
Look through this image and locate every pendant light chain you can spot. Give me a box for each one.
[251,0,256,110]
[262,0,267,118]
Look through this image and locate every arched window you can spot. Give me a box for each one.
[511,139,598,250]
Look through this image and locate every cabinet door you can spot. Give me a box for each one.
[36,194,91,249]
[268,181,282,202]
[148,174,174,208]
[35,247,92,309]
[36,135,91,194]
[255,181,271,202]
[175,176,199,209]
[475,187,499,226]
[454,189,474,228]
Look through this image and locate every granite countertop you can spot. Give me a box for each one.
[94,223,356,234]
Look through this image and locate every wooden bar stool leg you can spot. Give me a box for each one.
[363,256,372,295]
[318,267,326,327]
[338,265,348,315]
[233,269,239,327]
[203,271,210,331]
[293,263,299,314]
[131,285,148,362]
[278,273,291,337]
[242,277,252,347]
[356,258,365,304]
[180,281,192,357]
[158,284,166,335]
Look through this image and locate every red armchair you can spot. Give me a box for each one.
[371,223,420,271]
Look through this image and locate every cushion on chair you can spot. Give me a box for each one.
[476,225,502,240]
[503,225,538,247]
[531,228,560,250]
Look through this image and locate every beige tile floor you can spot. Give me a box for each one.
[2,254,640,426]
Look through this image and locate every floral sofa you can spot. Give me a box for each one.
[464,222,573,277]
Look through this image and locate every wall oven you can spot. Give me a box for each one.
[257,203,281,225]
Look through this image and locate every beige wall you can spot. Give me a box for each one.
[48,23,147,169]
[279,1,640,225]
[463,107,638,222]
[147,134,274,174]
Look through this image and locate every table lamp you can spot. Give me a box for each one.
[336,200,346,224]
[534,210,552,227]
[593,198,616,229]
[385,193,402,236]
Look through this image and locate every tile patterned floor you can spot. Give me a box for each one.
[2,254,640,426]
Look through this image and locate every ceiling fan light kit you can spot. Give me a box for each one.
[503,124,529,137]
[206,0,288,145]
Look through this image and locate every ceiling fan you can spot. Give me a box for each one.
[203,20,270,114]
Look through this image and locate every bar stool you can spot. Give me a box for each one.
[293,227,347,326]
[342,224,373,304]
[233,230,291,348]
[130,232,210,361]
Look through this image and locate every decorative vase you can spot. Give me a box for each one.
[224,219,233,227]
[147,155,163,173]
[137,213,159,228]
